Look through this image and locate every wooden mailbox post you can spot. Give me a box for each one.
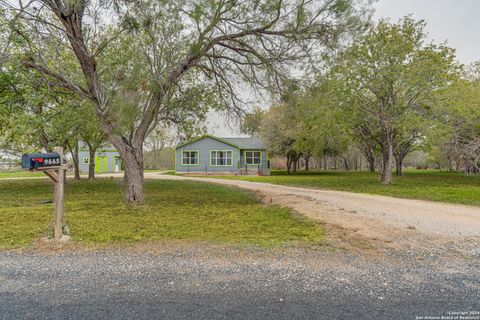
[22,147,66,239]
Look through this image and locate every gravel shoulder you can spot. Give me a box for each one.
[1,246,479,320]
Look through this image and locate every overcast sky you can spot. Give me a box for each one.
[375,0,480,64]
[208,0,480,137]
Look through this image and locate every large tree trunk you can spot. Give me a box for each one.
[123,160,144,203]
[117,143,145,203]
[381,141,393,184]
[88,148,95,180]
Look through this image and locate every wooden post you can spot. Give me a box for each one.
[54,147,65,239]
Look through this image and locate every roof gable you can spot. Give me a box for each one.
[175,134,239,149]
[176,135,266,150]
[219,137,266,149]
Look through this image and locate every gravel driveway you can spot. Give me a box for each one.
[147,173,480,258]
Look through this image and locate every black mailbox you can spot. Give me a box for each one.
[22,153,61,170]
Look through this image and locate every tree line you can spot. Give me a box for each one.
[3,0,478,204]
[1,0,371,202]
[247,17,480,183]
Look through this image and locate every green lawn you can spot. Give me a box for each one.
[0,178,324,250]
[0,170,44,178]
[210,170,480,206]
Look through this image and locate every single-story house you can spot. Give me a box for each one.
[175,134,270,175]
[78,143,122,174]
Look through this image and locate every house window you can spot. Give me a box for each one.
[182,150,199,165]
[245,151,261,165]
[210,150,232,166]
[82,157,89,164]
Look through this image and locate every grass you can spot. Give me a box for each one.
[208,169,480,206]
[0,170,44,178]
[0,178,324,250]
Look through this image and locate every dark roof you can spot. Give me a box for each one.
[219,137,266,149]
[175,134,266,150]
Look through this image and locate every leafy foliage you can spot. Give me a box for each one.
[331,17,459,182]
[2,0,372,202]
[429,70,480,172]
[240,107,265,138]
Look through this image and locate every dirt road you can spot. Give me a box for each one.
[146,173,480,257]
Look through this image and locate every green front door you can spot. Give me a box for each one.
[95,155,108,173]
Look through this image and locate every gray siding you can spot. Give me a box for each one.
[239,149,269,175]
[175,136,270,175]
[175,137,239,174]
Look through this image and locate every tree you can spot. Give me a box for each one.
[144,124,177,170]
[77,103,107,180]
[353,124,380,172]
[298,77,352,171]
[430,66,480,173]
[145,125,175,158]
[260,103,298,174]
[260,77,354,173]
[1,18,106,178]
[0,58,105,179]
[392,113,427,176]
[333,17,458,183]
[3,0,370,202]
[240,107,265,138]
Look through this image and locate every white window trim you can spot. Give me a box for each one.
[245,151,261,165]
[181,150,199,165]
[210,150,233,166]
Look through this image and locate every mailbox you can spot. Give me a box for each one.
[22,153,61,170]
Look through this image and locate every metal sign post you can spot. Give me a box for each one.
[22,147,66,239]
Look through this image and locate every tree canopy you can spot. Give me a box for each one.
[1,0,371,202]
[257,17,478,181]
[331,17,459,183]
